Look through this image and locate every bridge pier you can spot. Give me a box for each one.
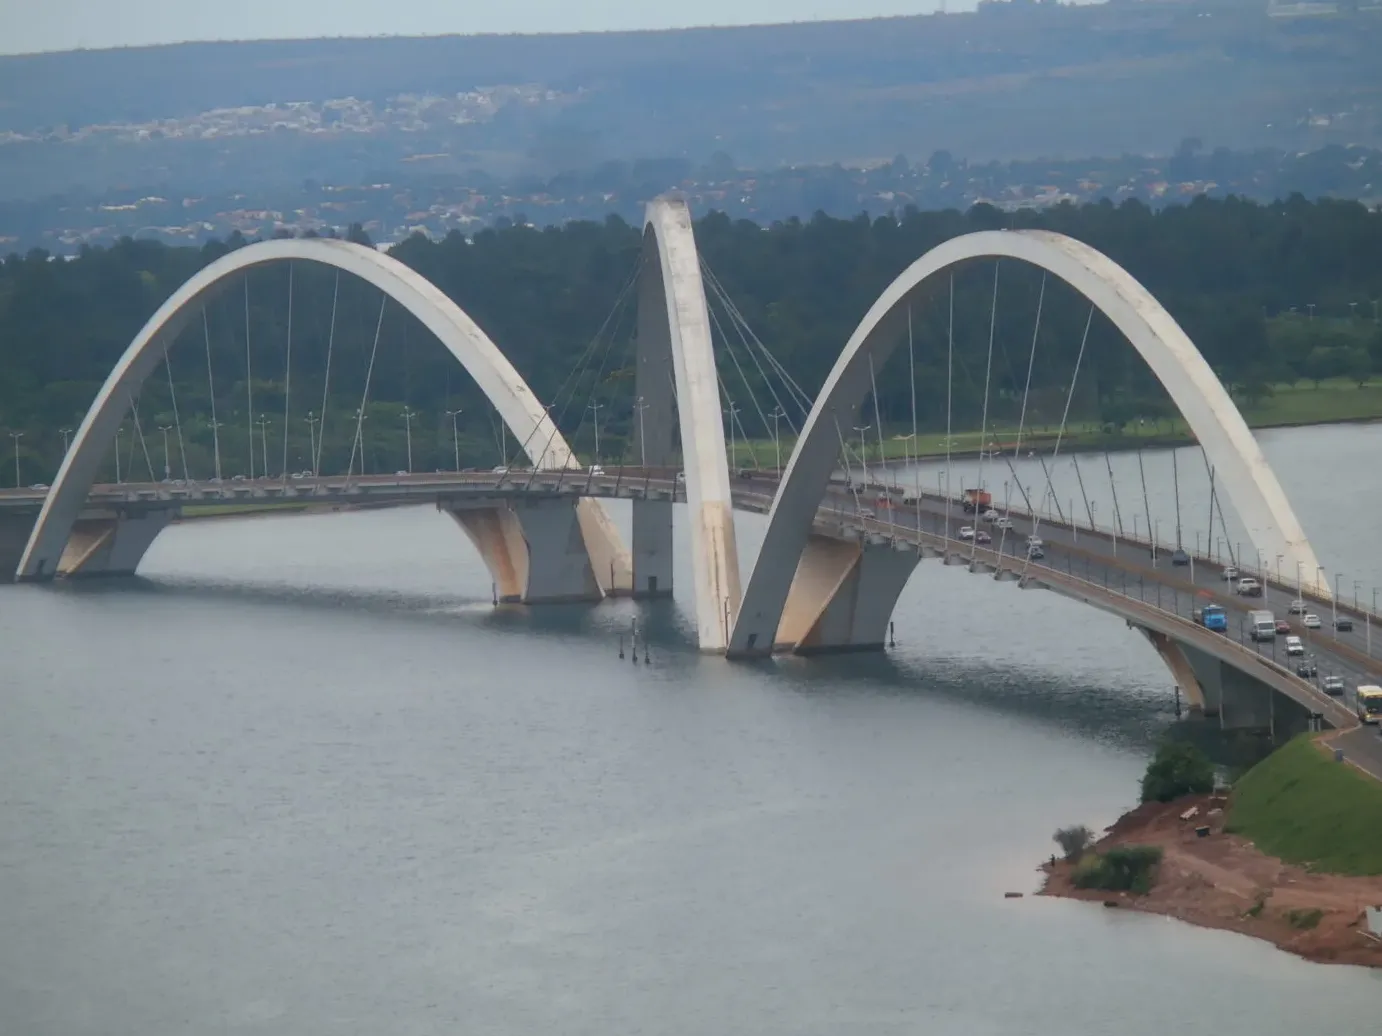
[443,496,605,604]
[1141,629,1208,716]
[775,533,918,654]
[630,497,674,598]
[54,509,175,579]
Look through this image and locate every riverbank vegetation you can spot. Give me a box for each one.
[1226,734,1382,877]
[2,196,1381,483]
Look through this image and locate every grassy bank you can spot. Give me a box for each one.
[722,378,1382,467]
[1226,734,1382,876]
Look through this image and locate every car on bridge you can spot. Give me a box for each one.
[1274,619,1291,636]
[1296,658,1318,678]
[1322,675,1346,696]
[1288,599,1307,614]
[1027,544,1045,560]
[1357,685,1382,725]
[995,516,1013,530]
[1222,565,1239,581]
[958,526,975,540]
[974,530,992,544]
[1334,616,1354,632]
[1236,578,1262,596]
[1285,635,1305,656]
[1303,613,1322,629]
[1172,548,1190,566]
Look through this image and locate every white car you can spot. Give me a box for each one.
[492,465,509,474]
[1026,535,1044,548]
[1236,578,1262,596]
[589,465,605,476]
[958,526,976,541]
[995,516,1014,530]
[858,508,876,519]
[1303,613,1322,629]
[1288,599,1306,615]
[1285,635,1304,656]
[1221,566,1239,581]
[981,508,1000,523]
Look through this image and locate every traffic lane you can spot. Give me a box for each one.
[1329,725,1382,782]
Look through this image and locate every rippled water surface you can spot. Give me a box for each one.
[3,424,1381,1035]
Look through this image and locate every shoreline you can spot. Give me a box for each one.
[1038,796,1382,970]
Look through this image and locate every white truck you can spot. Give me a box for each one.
[1247,609,1276,642]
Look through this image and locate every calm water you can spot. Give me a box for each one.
[2,423,1380,1035]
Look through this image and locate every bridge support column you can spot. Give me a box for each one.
[1140,629,1208,716]
[56,509,175,578]
[630,497,674,598]
[1,512,38,583]
[444,497,604,604]
[774,534,918,654]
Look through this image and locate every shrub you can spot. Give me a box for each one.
[1141,741,1215,803]
[1245,890,1269,918]
[1286,908,1324,931]
[1071,844,1163,894]
[1054,824,1095,862]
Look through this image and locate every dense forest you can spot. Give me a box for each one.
[1,195,1381,483]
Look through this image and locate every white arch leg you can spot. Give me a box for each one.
[17,238,630,591]
[641,197,742,649]
[730,229,1322,657]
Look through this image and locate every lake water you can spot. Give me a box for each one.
[2,422,1380,1035]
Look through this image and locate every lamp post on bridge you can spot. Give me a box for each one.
[401,406,416,474]
[256,414,270,479]
[352,409,369,476]
[635,396,650,468]
[853,424,872,487]
[588,402,604,468]
[8,431,21,488]
[1333,572,1343,640]
[445,409,462,472]
[115,426,124,484]
[1275,554,1283,606]
[769,405,785,474]
[1371,588,1378,657]
[209,420,224,482]
[157,425,173,481]
[304,412,320,474]
[59,427,72,456]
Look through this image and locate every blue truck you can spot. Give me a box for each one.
[1193,604,1228,633]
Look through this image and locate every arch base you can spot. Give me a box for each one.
[40,509,174,580]
[444,497,604,604]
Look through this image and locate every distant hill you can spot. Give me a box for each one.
[0,3,1379,200]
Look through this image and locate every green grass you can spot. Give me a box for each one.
[1225,734,1382,877]
[721,378,1382,468]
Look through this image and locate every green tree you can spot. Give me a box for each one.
[1140,741,1215,803]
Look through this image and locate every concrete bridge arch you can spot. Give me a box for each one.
[729,229,1324,656]
[16,237,632,595]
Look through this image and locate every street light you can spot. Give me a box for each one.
[115,425,124,484]
[445,409,462,472]
[59,427,72,455]
[8,431,21,488]
[769,405,785,473]
[634,396,650,468]
[352,408,369,476]
[304,412,319,473]
[1333,572,1342,639]
[256,414,270,478]
[853,424,872,485]
[157,425,173,481]
[588,401,604,467]
[401,406,416,473]
[209,420,224,481]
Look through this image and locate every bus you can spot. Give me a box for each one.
[1356,685,1382,725]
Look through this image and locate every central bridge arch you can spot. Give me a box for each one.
[17,237,631,591]
[728,229,1324,657]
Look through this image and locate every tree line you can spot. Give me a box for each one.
[1,195,1380,484]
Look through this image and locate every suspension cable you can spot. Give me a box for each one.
[1104,451,1125,538]
[244,276,254,479]
[1020,303,1094,582]
[707,292,774,449]
[128,393,157,482]
[163,353,189,482]
[907,302,922,536]
[202,308,223,481]
[1137,447,1153,549]
[971,262,1001,564]
[315,270,339,476]
[345,294,388,484]
[944,272,955,545]
[281,262,294,481]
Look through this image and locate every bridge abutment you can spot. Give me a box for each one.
[444,497,604,604]
[776,533,918,654]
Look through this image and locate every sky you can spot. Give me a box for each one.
[0,0,952,56]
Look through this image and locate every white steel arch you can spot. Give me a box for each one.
[728,229,1323,656]
[636,197,743,650]
[17,237,631,585]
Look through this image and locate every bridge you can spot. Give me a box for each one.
[3,197,1380,753]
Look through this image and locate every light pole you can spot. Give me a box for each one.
[158,425,173,480]
[588,402,604,467]
[209,420,224,481]
[59,427,72,455]
[769,405,785,473]
[853,424,872,486]
[1275,554,1283,604]
[8,431,21,487]
[256,414,270,478]
[445,409,462,472]
[115,425,124,484]
[1333,572,1342,638]
[1306,303,1316,321]
[724,403,741,469]
[352,408,369,475]
[634,396,650,468]
[1296,561,1304,609]
[401,406,416,473]
[304,412,319,473]
[1372,588,1378,656]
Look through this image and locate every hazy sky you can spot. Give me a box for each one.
[0,1,951,55]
